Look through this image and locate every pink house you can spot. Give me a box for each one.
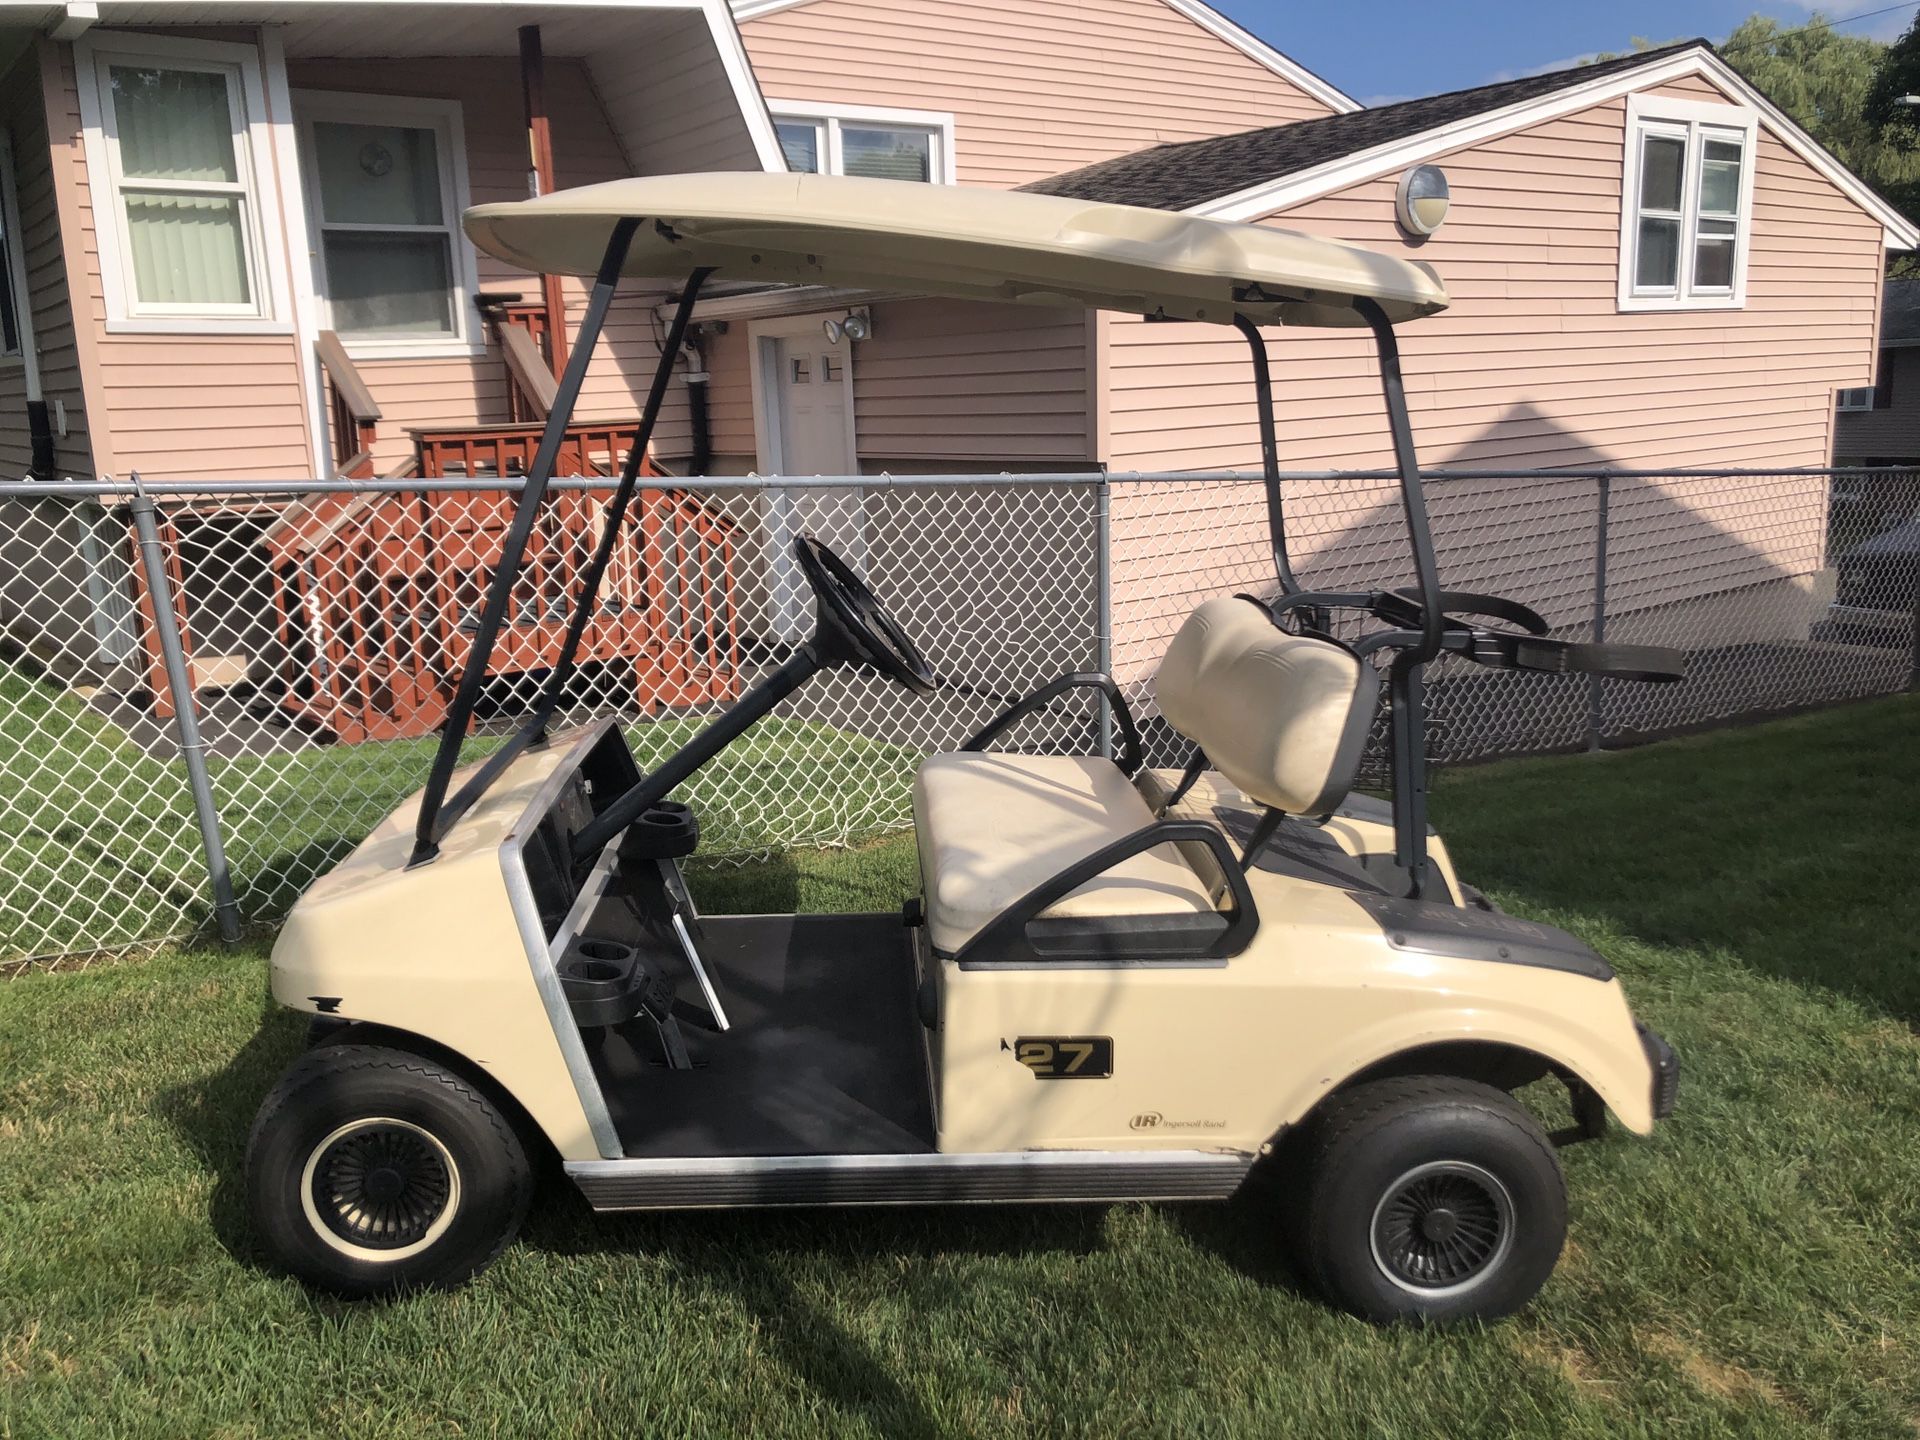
[0,0,1912,683]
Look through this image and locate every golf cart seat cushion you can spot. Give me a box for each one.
[1156,596,1376,817]
[914,753,1215,956]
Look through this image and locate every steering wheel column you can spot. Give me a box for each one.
[569,536,935,860]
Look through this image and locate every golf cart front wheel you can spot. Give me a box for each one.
[1293,1075,1566,1324]
[246,1044,531,1297]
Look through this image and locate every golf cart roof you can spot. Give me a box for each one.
[463,172,1448,328]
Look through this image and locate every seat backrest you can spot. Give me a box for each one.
[1155,596,1378,816]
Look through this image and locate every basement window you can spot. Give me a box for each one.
[1619,95,1757,312]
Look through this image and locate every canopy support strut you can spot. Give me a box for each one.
[411,218,642,866]
[1354,295,1443,899]
[1231,314,1299,596]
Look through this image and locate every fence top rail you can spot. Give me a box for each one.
[0,466,1898,502]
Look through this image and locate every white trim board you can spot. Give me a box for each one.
[260,30,328,477]
[730,0,1357,115]
[1186,45,1920,252]
[707,0,788,171]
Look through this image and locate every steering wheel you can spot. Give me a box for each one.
[792,536,939,697]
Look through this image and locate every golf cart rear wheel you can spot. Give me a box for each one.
[1293,1075,1565,1324]
[246,1044,531,1297]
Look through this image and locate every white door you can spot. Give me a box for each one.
[753,316,864,639]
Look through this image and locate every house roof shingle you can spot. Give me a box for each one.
[1020,40,1712,212]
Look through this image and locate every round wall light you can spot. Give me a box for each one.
[1396,165,1451,236]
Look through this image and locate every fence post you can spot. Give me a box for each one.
[128,479,244,944]
[1587,472,1611,752]
[1094,473,1114,759]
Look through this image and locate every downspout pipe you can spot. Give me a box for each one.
[684,329,712,476]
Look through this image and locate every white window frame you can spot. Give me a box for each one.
[1618,94,1758,313]
[0,129,37,377]
[767,100,956,185]
[293,89,482,361]
[1836,386,1875,412]
[73,32,293,334]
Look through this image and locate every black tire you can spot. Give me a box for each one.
[245,1044,532,1297]
[1291,1075,1566,1324]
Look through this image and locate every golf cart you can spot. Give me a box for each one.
[248,172,1682,1323]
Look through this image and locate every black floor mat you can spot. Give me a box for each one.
[586,913,936,1158]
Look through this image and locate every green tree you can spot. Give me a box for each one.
[1721,14,1919,194]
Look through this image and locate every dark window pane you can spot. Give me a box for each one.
[323,231,453,334]
[1636,216,1680,289]
[1639,133,1684,213]
[776,122,819,173]
[1694,235,1734,290]
[842,127,932,182]
[314,121,443,227]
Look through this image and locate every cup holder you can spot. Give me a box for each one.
[618,800,700,861]
[567,957,625,984]
[559,936,645,1027]
[574,938,633,967]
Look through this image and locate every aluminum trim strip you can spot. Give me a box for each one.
[567,1148,1250,1178]
[498,719,624,1160]
[671,911,731,1031]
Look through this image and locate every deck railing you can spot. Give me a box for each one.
[315,331,380,479]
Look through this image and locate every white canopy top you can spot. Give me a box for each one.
[463,172,1448,328]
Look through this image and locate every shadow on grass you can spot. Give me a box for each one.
[1433,696,1920,1027]
[156,997,308,1266]
[526,1200,1114,1438]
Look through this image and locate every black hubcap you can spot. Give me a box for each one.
[1372,1163,1510,1291]
[311,1125,453,1250]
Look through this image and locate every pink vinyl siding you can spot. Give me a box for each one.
[852,300,1091,463]
[702,298,1093,470]
[287,56,693,472]
[1099,81,1886,676]
[1106,96,1879,472]
[739,0,1341,189]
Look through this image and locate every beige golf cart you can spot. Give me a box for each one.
[248,172,1681,1323]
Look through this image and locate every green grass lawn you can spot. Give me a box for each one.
[0,659,916,967]
[4,697,1920,1437]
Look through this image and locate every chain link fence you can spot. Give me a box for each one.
[3,466,1915,970]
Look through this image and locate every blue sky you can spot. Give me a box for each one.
[1211,1,1918,105]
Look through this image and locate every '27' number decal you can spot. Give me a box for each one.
[1012,1036,1114,1079]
